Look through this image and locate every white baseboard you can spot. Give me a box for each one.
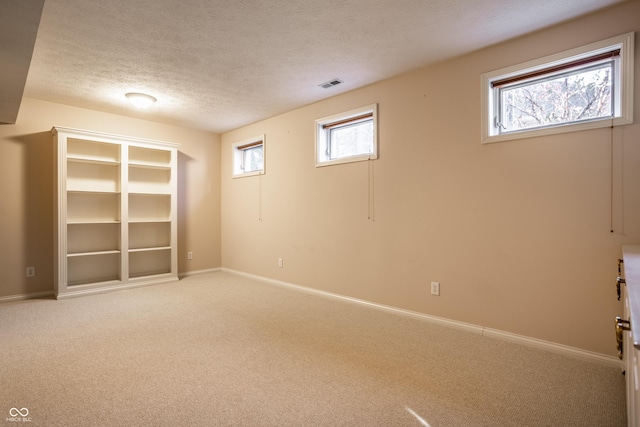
[222,268,623,368]
[179,267,222,279]
[481,328,620,366]
[0,290,54,303]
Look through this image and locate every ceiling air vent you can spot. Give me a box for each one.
[319,78,344,89]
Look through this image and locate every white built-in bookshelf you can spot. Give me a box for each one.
[52,126,179,298]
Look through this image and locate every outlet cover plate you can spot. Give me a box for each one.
[431,281,440,296]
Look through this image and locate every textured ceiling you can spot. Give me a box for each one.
[21,0,623,133]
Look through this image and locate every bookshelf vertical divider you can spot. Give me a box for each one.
[52,126,180,299]
[121,141,129,283]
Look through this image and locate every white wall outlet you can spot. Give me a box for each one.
[431,281,440,296]
[187,252,193,260]
[278,258,283,268]
[26,267,35,277]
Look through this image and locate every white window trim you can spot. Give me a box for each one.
[232,135,265,178]
[481,32,634,144]
[315,103,378,167]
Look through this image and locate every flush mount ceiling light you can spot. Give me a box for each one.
[125,92,157,108]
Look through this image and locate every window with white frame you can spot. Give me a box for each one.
[315,104,378,166]
[481,32,634,144]
[232,135,264,178]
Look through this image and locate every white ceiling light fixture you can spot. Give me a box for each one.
[125,92,157,108]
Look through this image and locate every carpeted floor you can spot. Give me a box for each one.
[0,271,627,426]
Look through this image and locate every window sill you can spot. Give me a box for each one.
[232,170,264,179]
[316,154,376,168]
[482,116,632,144]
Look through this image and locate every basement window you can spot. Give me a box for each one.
[315,104,378,167]
[481,32,634,144]
[232,135,265,178]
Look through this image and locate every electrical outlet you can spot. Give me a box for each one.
[431,281,440,296]
[278,258,283,268]
[188,252,193,260]
[26,267,35,277]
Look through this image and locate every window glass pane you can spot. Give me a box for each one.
[329,120,373,159]
[242,145,263,172]
[499,62,613,133]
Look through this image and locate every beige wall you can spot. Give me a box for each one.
[0,97,221,298]
[221,1,640,355]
